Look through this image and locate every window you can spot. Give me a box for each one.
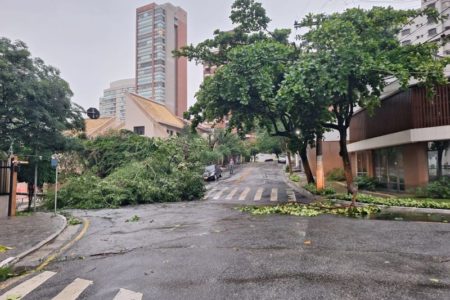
[166,129,173,136]
[427,16,436,24]
[402,40,411,46]
[427,3,435,9]
[428,28,437,36]
[401,28,410,36]
[134,126,145,135]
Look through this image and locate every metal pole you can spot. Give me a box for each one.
[33,161,38,212]
[54,166,58,215]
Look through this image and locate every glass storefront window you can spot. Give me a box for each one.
[428,141,450,180]
[373,147,405,191]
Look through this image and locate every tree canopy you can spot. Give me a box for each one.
[0,37,84,155]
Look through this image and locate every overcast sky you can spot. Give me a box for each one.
[0,0,419,111]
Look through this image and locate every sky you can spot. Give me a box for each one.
[0,0,419,112]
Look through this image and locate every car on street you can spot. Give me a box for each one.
[278,155,287,164]
[203,164,222,181]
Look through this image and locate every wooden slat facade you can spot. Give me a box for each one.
[350,85,450,142]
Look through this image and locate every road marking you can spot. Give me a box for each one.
[52,278,92,300]
[254,188,264,201]
[0,271,56,300]
[287,189,297,202]
[204,189,217,199]
[239,188,250,201]
[213,187,228,200]
[270,188,278,202]
[226,188,238,200]
[113,288,143,300]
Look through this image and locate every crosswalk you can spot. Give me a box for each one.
[205,186,300,203]
[0,271,143,300]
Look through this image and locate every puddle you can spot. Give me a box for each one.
[367,211,450,223]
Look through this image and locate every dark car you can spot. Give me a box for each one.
[203,165,222,181]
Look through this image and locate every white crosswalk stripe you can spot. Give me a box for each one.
[52,278,92,300]
[270,188,278,202]
[225,188,238,200]
[254,188,264,201]
[0,271,144,300]
[239,188,251,201]
[213,187,228,200]
[113,288,143,300]
[0,271,56,300]
[287,188,297,202]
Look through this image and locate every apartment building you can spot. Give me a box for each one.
[344,1,450,190]
[99,79,136,121]
[136,3,187,118]
[400,0,450,55]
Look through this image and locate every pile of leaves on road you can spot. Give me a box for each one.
[238,201,380,218]
[331,193,450,209]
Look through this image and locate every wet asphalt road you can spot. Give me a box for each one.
[3,163,450,299]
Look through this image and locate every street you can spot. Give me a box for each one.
[2,162,450,299]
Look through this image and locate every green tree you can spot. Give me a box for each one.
[0,37,84,209]
[288,7,450,203]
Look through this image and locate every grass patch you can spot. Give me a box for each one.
[0,267,14,282]
[331,193,450,209]
[238,202,380,218]
[303,183,336,196]
[289,174,300,182]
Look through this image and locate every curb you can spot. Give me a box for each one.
[0,214,67,268]
[282,171,316,201]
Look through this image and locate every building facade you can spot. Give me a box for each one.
[400,0,450,55]
[99,79,136,121]
[136,3,187,118]
[348,85,450,191]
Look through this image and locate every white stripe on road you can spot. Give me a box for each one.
[254,188,264,201]
[0,271,56,300]
[270,188,278,202]
[113,288,143,300]
[239,188,251,201]
[287,189,297,202]
[52,278,92,300]
[226,188,238,200]
[213,187,228,200]
[205,189,217,199]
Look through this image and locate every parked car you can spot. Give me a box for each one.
[203,165,222,181]
[278,156,287,164]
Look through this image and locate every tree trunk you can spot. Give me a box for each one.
[287,151,293,175]
[299,145,315,184]
[338,128,357,205]
[316,133,324,191]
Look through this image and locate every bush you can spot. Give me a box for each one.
[289,174,300,182]
[356,175,378,191]
[303,183,336,196]
[416,177,450,199]
[326,168,346,181]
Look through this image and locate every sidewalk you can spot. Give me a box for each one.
[0,212,66,267]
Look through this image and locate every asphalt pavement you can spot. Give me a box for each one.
[1,162,450,300]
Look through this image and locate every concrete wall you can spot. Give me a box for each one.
[0,195,8,218]
[124,97,169,138]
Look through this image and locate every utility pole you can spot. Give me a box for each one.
[51,155,58,215]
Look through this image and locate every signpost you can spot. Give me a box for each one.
[51,156,58,214]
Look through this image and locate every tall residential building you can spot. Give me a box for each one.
[399,0,450,55]
[99,79,136,120]
[136,3,187,118]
